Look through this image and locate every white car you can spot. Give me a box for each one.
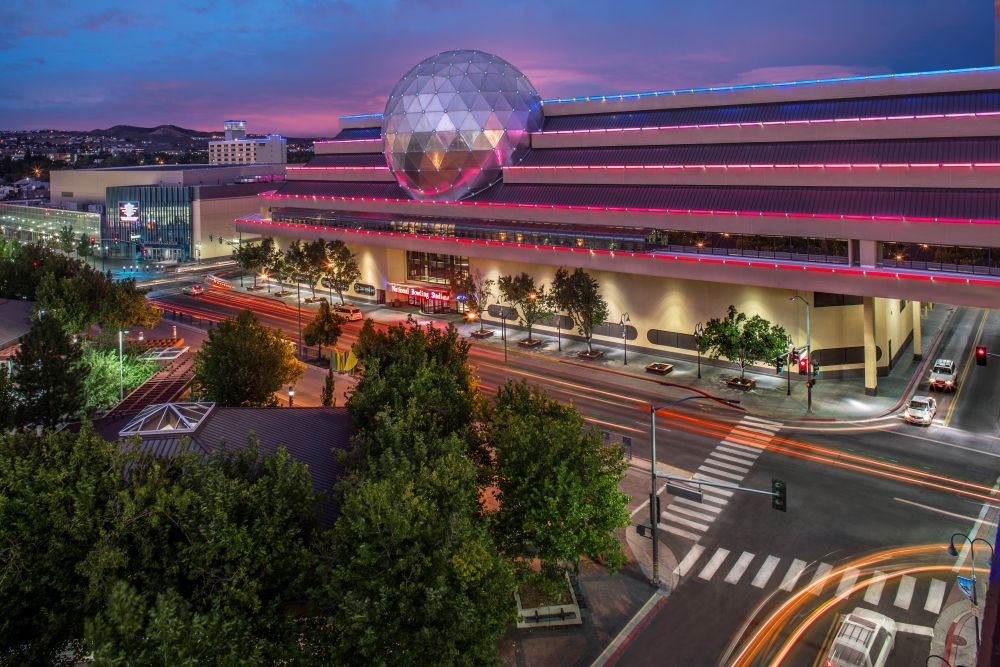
[333,304,363,321]
[928,358,957,392]
[823,607,896,667]
[182,284,204,296]
[903,396,937,425]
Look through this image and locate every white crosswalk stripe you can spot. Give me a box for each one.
[894,575,916,609]
[724,552,755,584]
[698,465,744,481]
[666,503,716,523]
[662,523,701,541]
[703,458,752,474]
[924,579,947,614]
[701,494,729,507]
[742,416,783,428]
[836,568,861,596]
[779,559,809,592]
[663,513,709,532]
[719,440,760,453]
[807,563,834,595]
[697,548,731,581]
[752,555,781,588]
[675,545,705,577]
[711,451,757,466]
[701,485,735,498]
[864,572,887,605]
[672,496,721,514]
[735,424,778,437]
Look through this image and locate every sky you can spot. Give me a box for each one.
[0,0,994,137]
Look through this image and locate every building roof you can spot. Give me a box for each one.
[0,299,33,349]
[328,127,382,142]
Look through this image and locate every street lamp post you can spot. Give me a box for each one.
[948,533,994,656]
[118,329,130,402]
[261,272,270,293]
[296,276,303,356]
[499,303,508,364]
[620,313,631,366]
[694,322,705,379]
[786,336,793,397]
[790,296,812,412]
[287,385,295,407]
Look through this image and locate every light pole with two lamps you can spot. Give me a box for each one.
[118,329,130,402]
[620,313,631,365]
[694,322,705,379]
[789,295,812,411]
[948,533,994,655]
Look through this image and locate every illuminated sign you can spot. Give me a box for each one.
[388,282,450,301]
[119,201,140,224]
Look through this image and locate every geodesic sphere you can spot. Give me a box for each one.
[382,50,543,202]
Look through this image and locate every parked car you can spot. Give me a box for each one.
[903,396,937,425]
[823,607,896,667]
[333,304,363,321]
[182,284,204,296]
[928,359,957,392]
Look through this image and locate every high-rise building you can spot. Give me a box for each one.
[223,120,247,141]
[209,121,286,165]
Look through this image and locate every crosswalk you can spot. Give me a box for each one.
[659,414,782,541]
[672,546,951,615]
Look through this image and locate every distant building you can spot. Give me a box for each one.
[209,121,286,165]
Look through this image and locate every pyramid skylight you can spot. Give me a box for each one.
[119,402,215,437]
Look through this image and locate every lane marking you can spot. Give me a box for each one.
[673,496,721,513]
[885,430,1000,459]
[894,575,916,609]
[629,481,668,518]
[944,308,988,427]
[712,451,758,466]
[863,572,886,605]
[701,485,735,498]
[675,545,705,577]
[702,458,752,474]
[663,513,709,532]
[779,559,809,592]
[663,524,701,541]
[697,466,744,481]
[590,589,667,667]
[697,548,731,581]
[836,568,861,596]
[953,474,1000,573]
[702,494,730,507]
[751,555,781,588]
[724,551,756,584]
[897,623,935,637]
[719,440,761,453]
[743,416,783,427]
[924,579,946,613]
[807,563,834,595]
[735,425,779,437]
[894,497,999,526]
[667,503,717,523]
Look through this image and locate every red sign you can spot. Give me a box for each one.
[389,282,450,301]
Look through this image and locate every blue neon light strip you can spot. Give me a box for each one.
[541,65,1000,105]
[340,112,384,120]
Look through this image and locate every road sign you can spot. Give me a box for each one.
[957,575,975,601]
[667,480,703,503]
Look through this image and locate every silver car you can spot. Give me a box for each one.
[824,607,896,667]
[903,396,936,426]
[928,359,957,392]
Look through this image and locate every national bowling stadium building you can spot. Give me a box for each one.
[236,50,1000,395]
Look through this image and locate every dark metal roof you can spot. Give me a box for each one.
[327,127,382,141]
[308,153,388,167]
[272,179,1000,220]
[541,90,1000,132]
[519,138,1000,167]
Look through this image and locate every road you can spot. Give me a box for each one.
[148,274,999,666]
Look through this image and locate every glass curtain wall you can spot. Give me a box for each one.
[104,185,194,261]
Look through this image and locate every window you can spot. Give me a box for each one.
[814,292,864,307]
[868,628,890,665]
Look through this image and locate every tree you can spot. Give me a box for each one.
[455,270,494,334]
[487,381,629,589]
[0,366,14,432]
[98,277,161,334]
[80,346,158,412]
[322,240,360,304]
[0,427,124,664]
[552,267,609,354]
[284,239,309,296]
[58,224,75,254]
[193,310,305,406]
[303,239,328,299]
[320,368,336,407]
[498,272,553,343]
[302,298,345,362]
[76,233,94,266]
[698,304,789,382]
[12,312,85,427]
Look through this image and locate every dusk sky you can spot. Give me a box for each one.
[0,0,993,137]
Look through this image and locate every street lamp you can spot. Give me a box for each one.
[620,313,631,365]
[948,533,994,654]
[118,329,130,402]
[287,385,295,407]
[789,295,812,412]
[785,336,793,397]
[648,396,740,585]
[694,322,705,379]
[260,272,270,293]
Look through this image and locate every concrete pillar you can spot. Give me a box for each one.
[912,300,922,360]
[864,296,878,396]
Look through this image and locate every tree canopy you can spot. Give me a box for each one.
[552,267,609,353]
[302,298,345,362]
[321,240,361,304]
[498,272,554,342]
[193,310,305,406]
[698,304,789,381]
[11,312,85,427]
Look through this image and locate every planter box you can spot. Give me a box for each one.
[645,362,674,375]
[518,338,543,349]
[470,329,494,339]
[577,350,604,360]
[514,573,582,629]
[246,286,264,291]
[303,296,325,304]
[726,377,757,390]
[274,290,293,297]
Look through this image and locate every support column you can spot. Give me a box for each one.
[864,296,878,396]
[912,300,922,360]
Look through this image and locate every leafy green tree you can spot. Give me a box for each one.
[80,347,158,412]
[498,272,554,343]
[487,381,629,587]
[0,241,86,300]
[698,304,789,382]
[98,277,161,334]
[35,271,100,335]
[12,312,85,427]
[0,236,22,261]
[322,240,360,304]
[302,298,345,362]
[552,267,610,354]
[283,239,309,295]
[0,427,124,664]
[454,270,494,334]
[0,366,14,432]
[58,224,75,254]
[76,233,94,266]
[193,310,305,406]
[303,239,328,299]
[320,368,336,407]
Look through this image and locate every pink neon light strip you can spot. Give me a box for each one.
[507,162,1000,171]
[257,191,1000,226]
[313,138,382,145]
[534,110,1000,136]
[233,216,1000,287]
[287,165,390,171]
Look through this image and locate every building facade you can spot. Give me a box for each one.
[237,51,1000,395]
[208,121,287,165]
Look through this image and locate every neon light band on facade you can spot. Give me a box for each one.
[534,110,1000,136]
[313,138,383,145]
[339,113,384,120]
[233,216,1000,287]
[506,162,1000,172]
[257,191,1000,226]
[287,165,390,171]
[541,65,1000,104]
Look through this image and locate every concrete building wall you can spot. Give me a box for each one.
[192,196,265,258]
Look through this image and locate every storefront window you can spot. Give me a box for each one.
[406,251,469,285]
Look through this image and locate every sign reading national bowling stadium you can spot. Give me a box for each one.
[118,201,140,224]
[388,282,450,301]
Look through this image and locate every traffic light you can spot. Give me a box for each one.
[811,361,820,377]
[798,356,808,375]
[775,356,784,374]
[89,236,96,245]
[791,349,800,365]
[976,346,988,366]
[772,478,787,512]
